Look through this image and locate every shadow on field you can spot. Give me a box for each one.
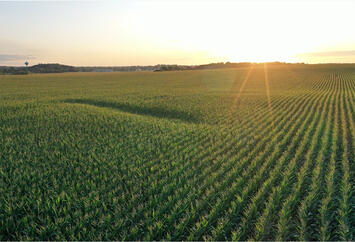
[64,99,198,123]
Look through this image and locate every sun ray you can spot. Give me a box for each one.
[264,62,274,127]
[230,64,254,111]
[264,63,272,110]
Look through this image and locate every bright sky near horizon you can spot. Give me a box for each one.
[1,0,355,66]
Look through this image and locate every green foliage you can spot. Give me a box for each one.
[0,66,354,240]
[29,64,77,73]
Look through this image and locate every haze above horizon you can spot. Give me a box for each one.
[1,0,355,66]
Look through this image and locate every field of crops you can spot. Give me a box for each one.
[0,64,354,240]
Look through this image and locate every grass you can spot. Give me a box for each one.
[0,65,354,240]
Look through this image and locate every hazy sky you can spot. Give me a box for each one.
[1,0,355,66]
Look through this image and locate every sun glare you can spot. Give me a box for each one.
[1,0,355,65]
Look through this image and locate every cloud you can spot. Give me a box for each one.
[299,50,355,57]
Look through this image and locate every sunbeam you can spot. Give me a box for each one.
[264,63,275,127]
[264,63,272,110]
[231,64,255,111]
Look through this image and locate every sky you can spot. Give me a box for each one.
[1,0,355,66]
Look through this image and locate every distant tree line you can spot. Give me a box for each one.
[0,66,28,75]
[2,62,355,75]
[0,64,76,75]
[29,64,77,73]
[153,62,307,71]
[77,66,157,72]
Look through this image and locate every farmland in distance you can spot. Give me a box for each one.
[0,64,354,240]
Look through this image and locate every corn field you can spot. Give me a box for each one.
[0,65,354,240]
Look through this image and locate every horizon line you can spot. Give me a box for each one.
[2,61,355,68]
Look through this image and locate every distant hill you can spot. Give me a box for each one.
[29,64,77,73]
[0,66,28,75]
[0,63,77,75]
